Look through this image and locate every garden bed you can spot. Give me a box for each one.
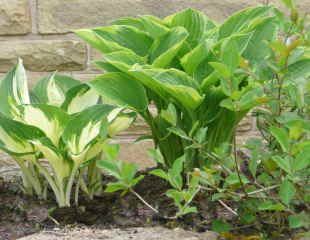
[0,172,307,240]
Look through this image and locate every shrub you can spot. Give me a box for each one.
[76,5,276,170]
[0,59,135,207]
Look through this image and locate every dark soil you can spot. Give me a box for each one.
[0,173,306,240]
[0,173,232,240]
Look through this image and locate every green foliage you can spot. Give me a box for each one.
[76,6,274,169]
[97,144,144,193]
[150,155,200,217]
[0,60,133,207]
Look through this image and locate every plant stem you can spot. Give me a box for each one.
[33,160,65,207]
[233,134,248,197]
[218,200,238,216]
[65,164,80,206]
[130,188,159,214]
[14,158,42,197]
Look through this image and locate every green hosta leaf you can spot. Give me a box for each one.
[63,105,117,163]
[270,126,290,152]
[149,27,189,68]
[76,25,153,56]
[89,72,148,112]
[160,103,177,126]
[279,179,295,205]
[221,38,240,72]
[0,113,43,156]
[180,41,209,76]
[219,6,270,39]
[284,59,310,81]
[17,104,69,146]
[61,84,100,114]
[164,8,215,48]
[0,59,30,117]
[113,15,169,39]
[102,50,147,68]
[209,62,231,79]
[92,25,154,56]
[129,66,203,111]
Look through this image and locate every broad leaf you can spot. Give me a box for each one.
[89,72,148,112]
[129,66,203,111]
[17,104,69,146]
[219,6,270,39]
[63,105,117,163]
[32,74,80,106]
[0,113,43,156]
[62,84,100,114]
[164,8,215,48]
[149,27,189,68]
[0,59,30,117]
[279,179,295,205]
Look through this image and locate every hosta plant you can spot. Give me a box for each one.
[76,5,277,170]
[0,59,135,207]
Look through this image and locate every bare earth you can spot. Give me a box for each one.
[18,227,219,240]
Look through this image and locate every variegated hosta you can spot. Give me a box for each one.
[76,6,282,169]
[0,60,135,206]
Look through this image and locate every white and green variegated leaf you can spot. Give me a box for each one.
[0,59,30,117]
[62,105,118,163]
[32,137,72,182]
[108,112,136,137]
[32,74,80,107]
[149,27,189,68]
[76,25,153,56]
[61,84,100,114]
[129,65,203,111]
[218,5,271,39]
[89,72,148,112]
[0,113,44,157]
[16,104,69,147]
[164,8,216,48]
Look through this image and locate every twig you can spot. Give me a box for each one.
[233,134,248,197]
[247,184,279,196]
[130,188,159,214]
[218,200,238,216]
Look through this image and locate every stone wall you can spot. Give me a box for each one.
[0,0,308,169]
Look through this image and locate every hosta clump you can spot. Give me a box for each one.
[0,59,135,207]
[76,5,277,169]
